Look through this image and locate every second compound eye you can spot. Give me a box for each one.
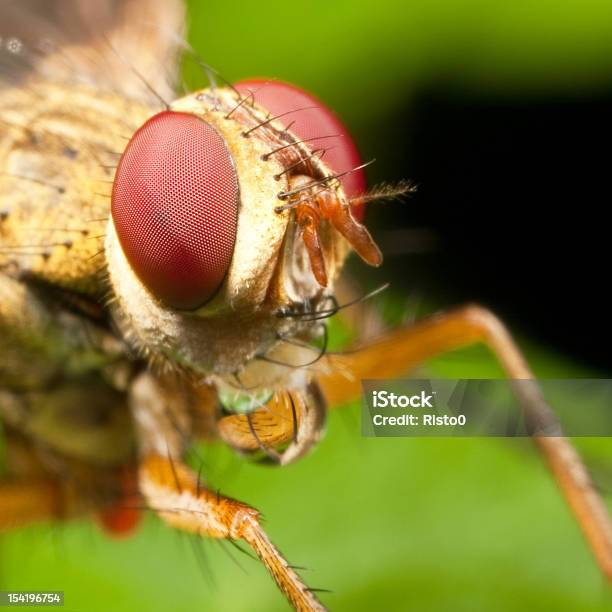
[235,79,367,220]
[112,111,239,310]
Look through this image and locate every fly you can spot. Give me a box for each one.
[0,2,611,611]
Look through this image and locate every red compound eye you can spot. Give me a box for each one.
[235,79,367,221]
[112,111,238,310]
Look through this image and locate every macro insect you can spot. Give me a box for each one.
[1,1,612,610]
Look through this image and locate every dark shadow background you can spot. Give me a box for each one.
[186,0,612,376]
[363,89,611,371]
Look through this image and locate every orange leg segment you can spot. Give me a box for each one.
[318,304,612,581]
[139,454,325,612]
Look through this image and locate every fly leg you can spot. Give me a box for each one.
[130,372,326,612]
[139,454,325,612]
[316,303,612,581]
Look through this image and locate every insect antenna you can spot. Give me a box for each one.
[353,179,418,204]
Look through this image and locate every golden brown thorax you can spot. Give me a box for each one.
[0,82,151,294]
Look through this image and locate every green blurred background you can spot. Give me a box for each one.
[3,0,612,610]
